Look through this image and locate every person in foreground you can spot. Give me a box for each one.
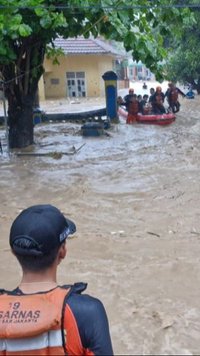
[0,204,113,355]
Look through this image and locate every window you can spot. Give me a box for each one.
[66,72,75,79]
[76,72,85,78]
[66,72,86,97]
[50,78,59,85]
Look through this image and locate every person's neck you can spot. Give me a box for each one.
[19,269,58,293]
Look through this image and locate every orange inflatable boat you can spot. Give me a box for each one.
[118,107,176,126]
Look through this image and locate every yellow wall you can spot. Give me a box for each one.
[38,76,45,101]
[43,54,115,99]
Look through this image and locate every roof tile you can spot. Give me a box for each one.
[54,37,122,56]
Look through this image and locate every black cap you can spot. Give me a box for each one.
[9,205,76,256]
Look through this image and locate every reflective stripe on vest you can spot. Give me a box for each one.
[0,287,71,355]
[0,329,62,352]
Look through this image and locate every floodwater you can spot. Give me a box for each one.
[1,93,200,355]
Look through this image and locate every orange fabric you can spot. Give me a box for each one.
[171,89,178,102]
[0,287,97,355]
[155,94,163,105]
[0,346,65,355]
[126,114,138,124]
[0,288,69,338]
[83,350,95,356]
[0,288,70,355]
[128,101,139,115]
[64,305,84,355]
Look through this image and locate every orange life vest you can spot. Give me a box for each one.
[126,113,138,124]
[128,100,139,115]
[155,94,163,105]
[171,89,178,102]
[0,287,71,355]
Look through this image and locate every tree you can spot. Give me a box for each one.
[164,0,200,92]
[0,0,191,148]
[165,46,200,94]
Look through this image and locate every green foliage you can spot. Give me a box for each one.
[46,45,64,65]
[164,0,200,87]
[0,0,192,81]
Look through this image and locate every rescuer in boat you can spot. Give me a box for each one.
[151,86,166,114]
[124,88,134,109]
[165,82,186,113]
[149,87,155,105]
[0,204,113,355]
[127,94,140,124]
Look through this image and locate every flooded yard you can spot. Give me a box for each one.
[1,94,200,355]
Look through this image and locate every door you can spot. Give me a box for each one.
[66,72,86,97]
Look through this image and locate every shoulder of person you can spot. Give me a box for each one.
[63,285,113,355]
[65,282,106,316]
[67,282,104,305]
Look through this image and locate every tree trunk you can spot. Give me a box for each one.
[8,94,35,149]
[33,88,40,108]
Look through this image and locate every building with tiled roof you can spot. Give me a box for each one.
[53,37,121,56]
[41,36,127,99]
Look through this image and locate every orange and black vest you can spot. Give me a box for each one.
[155,93,164,105]
[0,284,113,356]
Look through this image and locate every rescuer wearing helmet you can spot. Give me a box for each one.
[165,82,186,113]
[151,86,166,114]
[124,88,135,110]
[126,93,140,124]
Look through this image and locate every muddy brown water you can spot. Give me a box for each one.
[1,97,200,355]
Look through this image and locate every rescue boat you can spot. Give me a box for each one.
[118,107,176,126]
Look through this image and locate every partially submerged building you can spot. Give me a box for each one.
[40,36,127,100]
